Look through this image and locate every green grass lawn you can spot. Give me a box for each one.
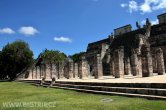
[0,82,166,110]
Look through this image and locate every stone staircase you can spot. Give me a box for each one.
[18,80,166,100]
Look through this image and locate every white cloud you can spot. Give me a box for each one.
[121,3,128,8]
[54,36,72,43]
[140,2,152,13]
[19,26,39,36]
[141,19,158,25]
[128,1,138,13]
[0,28,15,34]
[121,0,166,14]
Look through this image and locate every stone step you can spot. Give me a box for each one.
[18,80,166,89]
[50,85,166,100]
[49,83,166,96]
[54,81,166,89]
[17,80,166,100]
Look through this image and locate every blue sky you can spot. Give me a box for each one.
[0,0,166,58]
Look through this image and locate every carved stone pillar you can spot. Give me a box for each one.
[131,52,138,76]
[124,57,131,75]
[58,62,64,79]
[74,63,78,78]
[52,64,57,79]
[79,56,90,79]
[36,66,40,79]
[110,58,115,76]
[66,59,74,79]
[152,54,157,73]
[94,54,103,79]
[27,68,33,79]
[45,64,51,79]
[32,66,37,79]
[156,48,165,75]
[137,55,142,77]
[40,65,44,79]
[141,45,153,77]
[114,46,124,78]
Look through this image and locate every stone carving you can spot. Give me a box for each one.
[136,21,141,29]
[144,18,151,39]
[156,48,165,75]
[113,46,124,78]
[79,56,90,79]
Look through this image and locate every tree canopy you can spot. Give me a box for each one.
[38,49,67,64]
[0,40,33,80]
[70,52,85,62]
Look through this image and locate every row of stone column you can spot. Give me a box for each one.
[109,46,165,78]
[27,56,92,80]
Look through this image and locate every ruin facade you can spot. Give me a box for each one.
[17,13,166,80]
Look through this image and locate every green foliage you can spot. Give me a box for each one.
[39,49,67,64]
[70,52,85,62]
[0,40,33,80]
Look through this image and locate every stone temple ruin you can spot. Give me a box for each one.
[17,13,166,80]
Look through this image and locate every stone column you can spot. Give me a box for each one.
[152,54,158,73]
[32,66,37,79]
[79,56,90,79]
[40,65,44,79]
[146,52,153,77]
[131,52,138,76]
[36,66,40,79]
[141,45,153,77]
[114,46,124,78]
[94,54,103,79]
[74,63,79,78]
[156,48,165,75]
[58,62,64,79]
[110,59,115,76]
[45,64,51,79]
[52,64,57,79]
[124,57,131,75]
[27,68,33,79]
[68,59,74,79]
[137,55,142,77]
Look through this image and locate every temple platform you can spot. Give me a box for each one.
[21,74,166,83]
[18,74,166,100]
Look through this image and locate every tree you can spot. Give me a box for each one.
[38,49,67,64]
[0,40,33,80]
[70,52,85,62]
